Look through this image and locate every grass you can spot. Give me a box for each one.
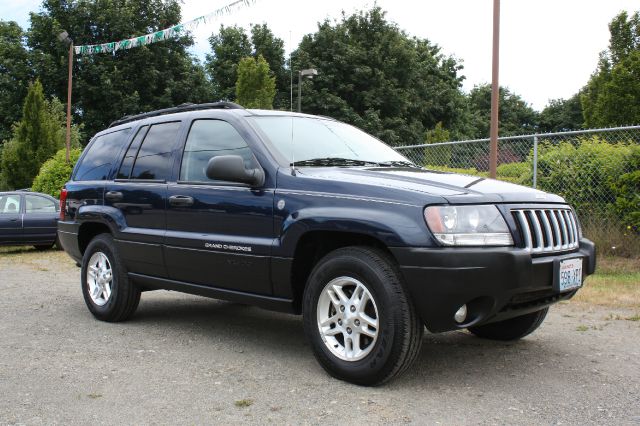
[573,255,640,308]
[582,221,640,258]
[234,399,253,408]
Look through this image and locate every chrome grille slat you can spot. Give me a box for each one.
[512,208,579,253]
[548,211,562,250]
[539,211,554,249]
[563,210,575,245]
[568,212,579,246]
[557,211,569,249]
[529,211,544,251]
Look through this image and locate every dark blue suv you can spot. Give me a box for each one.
[58,102,596,385]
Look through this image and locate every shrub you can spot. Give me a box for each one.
[534,137,634,217]
[31,148,82,198]
[426,162,531,186]
[425,165,487,177]
[496,161,530,185]
[611,145,640,231]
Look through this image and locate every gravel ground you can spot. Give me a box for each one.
[0,249,639,425]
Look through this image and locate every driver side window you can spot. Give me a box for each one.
[180,119,255,183]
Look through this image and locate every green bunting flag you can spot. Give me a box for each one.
[74,0,257,55]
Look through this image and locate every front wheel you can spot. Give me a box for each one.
[81,233,140,322]
[302,247,423,386]
[468,307,549,341]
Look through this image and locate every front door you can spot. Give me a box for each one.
[0,194,23,244]
[164,119,274,295]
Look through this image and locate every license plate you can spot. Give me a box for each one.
[558,258,583,292]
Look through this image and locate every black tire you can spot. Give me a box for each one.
[468,307,549,341]
[81,233,140,322]
[302,246,423,386]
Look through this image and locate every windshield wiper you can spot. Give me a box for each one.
[291,157,380,167]
[374,160,420,168]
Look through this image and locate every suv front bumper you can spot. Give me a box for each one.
[390,238,596,332]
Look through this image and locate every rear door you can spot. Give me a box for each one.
[105,121,183,277]
[165,118,274,294]
[23,194,58,243]
[0,194,23,244]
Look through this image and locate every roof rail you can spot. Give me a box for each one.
[109,101,244,127]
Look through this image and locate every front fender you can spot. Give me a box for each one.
[274,202,434,258]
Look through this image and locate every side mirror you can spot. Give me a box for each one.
[205,155,265,187]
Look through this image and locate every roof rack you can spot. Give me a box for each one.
[108,101,244,127]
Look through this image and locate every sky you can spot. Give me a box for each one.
[2,0,637,111]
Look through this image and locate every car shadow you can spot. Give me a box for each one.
[128,294,565,388]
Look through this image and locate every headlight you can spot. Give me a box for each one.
[424,205,513,246]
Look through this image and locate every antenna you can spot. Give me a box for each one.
[290,31,293,113]
[290,30,296,176]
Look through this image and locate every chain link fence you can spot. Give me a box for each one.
[395,126,640,252]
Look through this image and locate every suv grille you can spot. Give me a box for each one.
[512,208,579,253]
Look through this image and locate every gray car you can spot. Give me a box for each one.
[0,191,59,250]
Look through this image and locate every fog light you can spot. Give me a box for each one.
[454,304,468,323]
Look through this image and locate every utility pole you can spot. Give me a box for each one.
[59,30,73,164]
[65,41,73,163]
[489,0,500,179]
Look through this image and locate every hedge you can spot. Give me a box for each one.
[31,148,82,198]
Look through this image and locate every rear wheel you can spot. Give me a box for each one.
[81,233,140,322]
[468,307,549,341]
[302,246,423,386]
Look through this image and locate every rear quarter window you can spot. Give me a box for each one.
[74,128,131,181]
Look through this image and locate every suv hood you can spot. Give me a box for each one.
[295,167,565,204]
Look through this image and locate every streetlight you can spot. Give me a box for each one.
[58,30,73,164]
[298,68,318,113]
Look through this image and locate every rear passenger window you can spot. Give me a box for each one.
[25,195,57,213]
[75,128,131,181]
[180,120,255,183]
[117,125,148,179]
[130,122,181,180]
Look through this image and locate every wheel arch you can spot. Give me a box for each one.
[78,221,112,255]
[288,230,397,314]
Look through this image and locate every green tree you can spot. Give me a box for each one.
[0,21,32,144]
[466,84,539,138]
[206,25,252,101]
[0,80,72,189]
[235,55,276,109]
[582,10,640,127]
[206,24,286,105]
[250,24,288,109]
[423,122,452,167]
[538,94,584,133]
[291,7,468,146]
[27,0,212,143]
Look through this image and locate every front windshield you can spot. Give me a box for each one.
[249,116,413,166]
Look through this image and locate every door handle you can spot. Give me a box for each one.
[105,191,123,202]
[169,195,194,207]
[9,218,19,222]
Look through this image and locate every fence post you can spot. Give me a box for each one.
[532,135,538,189]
